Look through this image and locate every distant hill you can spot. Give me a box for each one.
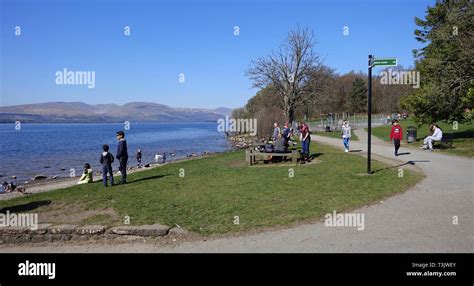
[0,102,233,123]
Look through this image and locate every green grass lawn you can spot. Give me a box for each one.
[313,130,359,141]
[0,143,423,236]
[369,119,474,157]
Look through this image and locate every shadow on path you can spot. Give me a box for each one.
[372,160,430,174]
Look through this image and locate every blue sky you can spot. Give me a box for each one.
[1,0,434,108]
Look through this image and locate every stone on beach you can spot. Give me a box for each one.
[33,175,48,180]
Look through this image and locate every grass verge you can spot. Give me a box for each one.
[0,143,423,236]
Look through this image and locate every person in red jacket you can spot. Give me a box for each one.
[390,119,403,156]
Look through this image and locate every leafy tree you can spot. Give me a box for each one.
[402,0,474,123]
[349,77,367,113]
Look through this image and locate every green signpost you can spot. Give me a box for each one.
[367,56,398,174]
[371,58,397,67]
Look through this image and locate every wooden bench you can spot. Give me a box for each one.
[433,133,453,149]
[246,148,298,166]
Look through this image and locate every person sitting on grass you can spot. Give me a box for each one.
[341,120,351,153]
[100,144,115,187]
[422,124,443,151]
[77,163,93,184]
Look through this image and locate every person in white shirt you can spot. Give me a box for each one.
[340,120,351,152]
[423,124,443,150]
[154,153,162,163]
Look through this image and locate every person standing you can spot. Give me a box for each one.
[100,144,114,187]
[136,148,142,167]
[116,131,128,184]
[272,122,280,141]
[390,120,403,156]
[299,121,311,164]
[341,120,351,152]
[282,122,291,147]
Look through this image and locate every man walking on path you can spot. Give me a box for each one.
[116,131,128,184]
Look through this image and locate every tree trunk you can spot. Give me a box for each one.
[287,109,295,125]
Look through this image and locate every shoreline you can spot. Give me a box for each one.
[0,150,230,201]
[0,133,258,201]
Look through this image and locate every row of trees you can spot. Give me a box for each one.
[235,0,473,138]
[232,66,411,137]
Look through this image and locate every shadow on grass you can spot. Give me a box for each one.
[129,173,171,184]
[349,150,363,153]
[0,200,51,213]
[371,160,430,174]
[309,153,323,160]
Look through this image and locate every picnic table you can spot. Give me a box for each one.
[245,147,298,166]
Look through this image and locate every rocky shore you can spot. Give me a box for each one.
[227,133,262,149]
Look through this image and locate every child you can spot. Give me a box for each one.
[341,120,351,152]
[390,119,403,156]
[77,163,93,184]
[116,131,128,184]
[136,149,142,167]
[100,144,115,187]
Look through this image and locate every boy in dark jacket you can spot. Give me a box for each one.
[100,144,114,187]
[390,119,403,156]
[116,131,128,184]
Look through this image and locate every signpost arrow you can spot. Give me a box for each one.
[372,58,397,67]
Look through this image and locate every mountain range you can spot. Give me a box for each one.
[0,102,233,123]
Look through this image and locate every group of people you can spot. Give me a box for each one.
[77,130,129,187]
[389,119,443,156]
[270,121,312,164]
[77,131,172,187]
[0,181,26,194]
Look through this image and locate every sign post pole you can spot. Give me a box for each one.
[367,55,373,174]
[366,56,397,174]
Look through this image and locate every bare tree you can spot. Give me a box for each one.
[246,26,320,124]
